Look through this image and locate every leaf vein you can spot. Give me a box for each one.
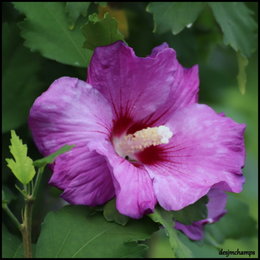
[72,227,112,257]
[55,228,72,258]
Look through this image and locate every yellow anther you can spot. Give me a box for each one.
[114,125,173,160]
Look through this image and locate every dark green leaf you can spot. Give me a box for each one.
[2,22,43,133]
[36,205,158,258]
[2,224,23,258]
[13,2,92,67]
[103,198,129,226]
[2,186,16,205]
[65,2,90,29]
[81,12,124,50]
[6,130,36,184]
[209,2,257,57]
[147,2,205,34]
[149,206,192,258]
[171,196,208,225]
[206,196,257,244]
[237,52,248,95]
[33,144,75,168]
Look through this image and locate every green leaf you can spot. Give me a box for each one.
[177,231,222,258]
[150,228,221,258]
[33,144,75,168]
[208,2,257,58]
[149,206,192,258]
[35,205,158,258]
[13,2,92,67]
[2,224,23,258]
[6,130,36,185]
[2,22,43,133]
[147,2,205,34]
[103,198,129,226]
[206,196,257,245]
[171,196,208,225]
[95,2,107,7]
[2,186,16,205]
[81,12,124,50]
[237,52,249,95]
[65,2,90,29]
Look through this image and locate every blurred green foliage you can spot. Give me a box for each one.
[81,12,124,49]
[2,2,258,258]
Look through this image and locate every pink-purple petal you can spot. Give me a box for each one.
[175,189,227,240]
[91,141,157,219]
[87,41,176,125]
[150,42,170,56]
[29,77,115,205]
[175,223,204,241]
[29,77,113,156]
[143,104,245,211]
[140,64,199,127]
[205,188,227,221]
[55,147,115,206]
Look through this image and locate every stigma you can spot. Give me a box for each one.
[114,126,173,160]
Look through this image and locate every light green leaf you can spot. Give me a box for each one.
[5,130,36,184]
[36,205,158,258]
[209,2,257,58]
[237,52,249,95]
[2,22,43,133]
[2,224,23,258]
[103,198,129,226]
[65,2,90,29]
[206,196,257,245]
[149,206,192,258]
[81,12,124,50]
[13,2,92,67]
[171,196,208,225]
[33,144,75,168]
[147,2,205,34]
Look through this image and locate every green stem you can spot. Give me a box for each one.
[21,197,33,258]
[32,167,44,200]
[4,167,44,257]
[15,184,27,198]
[20,167,44,258]
[2,204,21,231]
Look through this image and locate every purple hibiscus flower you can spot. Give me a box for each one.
[175,188,227,240]
[29,41,246,219]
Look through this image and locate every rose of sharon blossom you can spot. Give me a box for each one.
[175,188,227,240]
[29,41,246,219]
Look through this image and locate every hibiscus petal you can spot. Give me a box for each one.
[53,147,115,206]
[175,189,227,240]
[206,188,227,221]
[29,77,115,205]
[92,141,157,219]
[175,223,203,241]
[87,41,176,128]
[142,104,245,211]
[29,76,113,156]
[140,63,199,127]
[150,42,169,56]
